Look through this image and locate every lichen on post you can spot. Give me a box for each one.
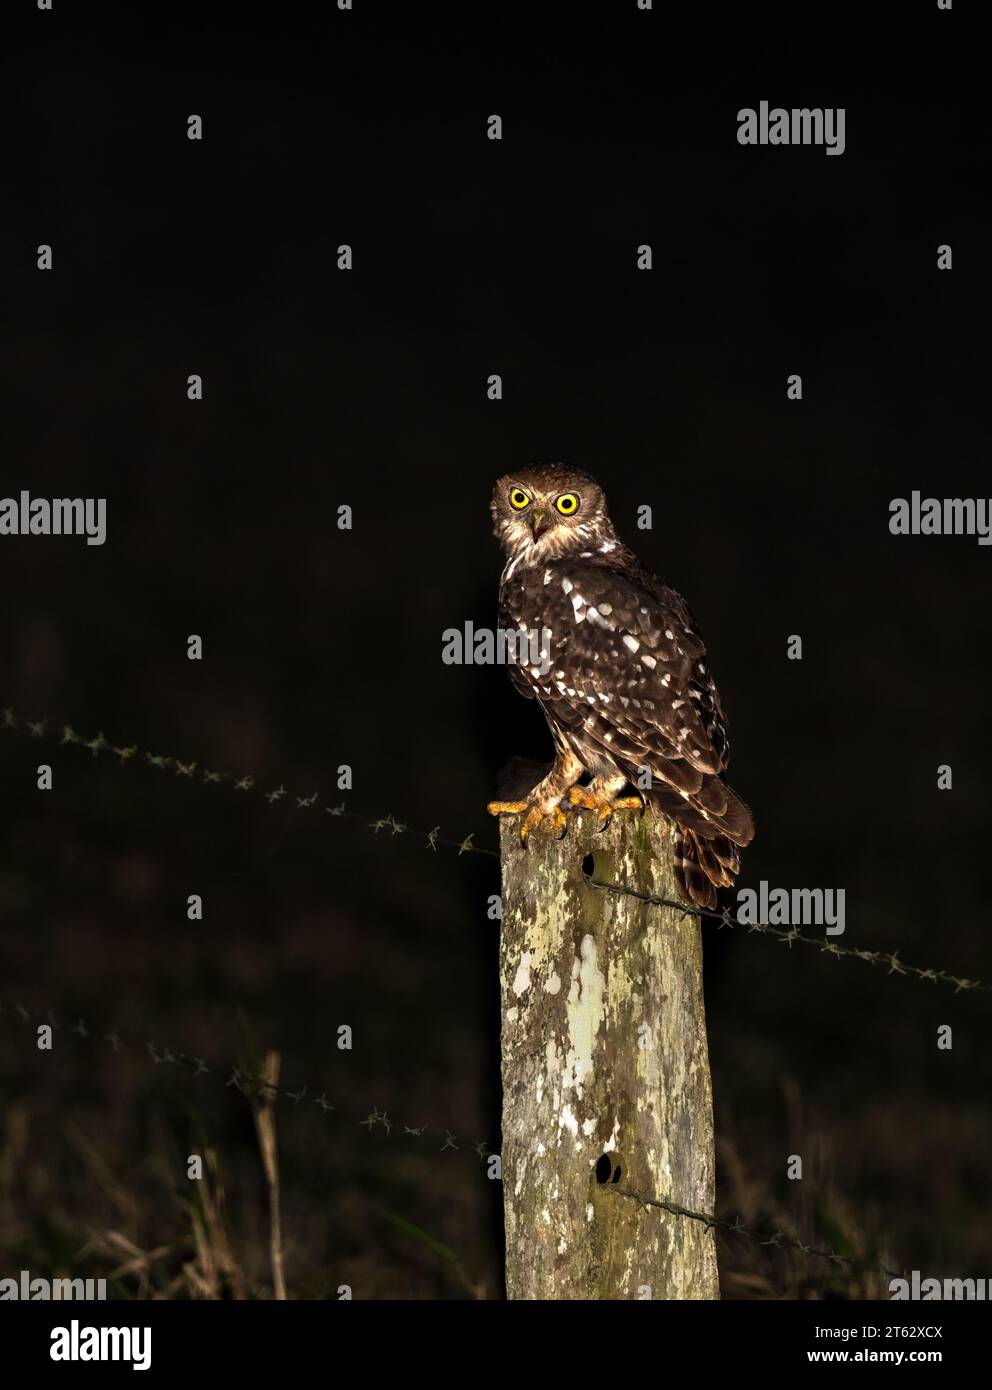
[498,807,719,1299]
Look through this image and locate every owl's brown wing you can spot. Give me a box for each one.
[497,587,539,702]
[519,554,752,846]
[534,557,727,767]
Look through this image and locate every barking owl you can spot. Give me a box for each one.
[487,461,754,908]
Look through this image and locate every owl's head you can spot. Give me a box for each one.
[490,462,618,565]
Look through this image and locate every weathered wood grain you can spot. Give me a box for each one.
[498,808,718,1299]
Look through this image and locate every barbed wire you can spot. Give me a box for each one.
[588,878,990,995]
[0,996,493,1164]
[1,703,984,994]
[0,704,969,1292]
[608,1185,905,1284]
[0,997,911,1289]
[0,705,497,860]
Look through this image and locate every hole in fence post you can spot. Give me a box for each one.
[582,849,617,886]
[595,1151,622,1185]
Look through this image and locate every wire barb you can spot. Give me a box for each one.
[610,1185,904,1283]
[0,698,982,1295]
[5,702,979,991]
[586,877,989,995]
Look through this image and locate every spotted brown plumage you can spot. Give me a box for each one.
[488,461,754,908]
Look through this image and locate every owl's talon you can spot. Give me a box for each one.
[519,803,568,843]
[568,787,643,827]
[486,799,569,842]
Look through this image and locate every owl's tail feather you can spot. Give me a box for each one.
[691,780,754,846]
[640,771,754,907]
[674,829,738,910]
[670,785,751,907]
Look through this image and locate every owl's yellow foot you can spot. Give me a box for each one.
[568,786,643,826]
[486,799,569,843]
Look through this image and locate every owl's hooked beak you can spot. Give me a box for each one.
[530,507,552,543]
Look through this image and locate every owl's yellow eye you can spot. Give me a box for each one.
[555,493,579,516]
[509,488,531,510]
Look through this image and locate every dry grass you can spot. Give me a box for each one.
[0,1075,923,1300]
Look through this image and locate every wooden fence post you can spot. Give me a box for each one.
[498,806,719,1300]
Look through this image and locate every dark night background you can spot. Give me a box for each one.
[1,0,989,1298]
